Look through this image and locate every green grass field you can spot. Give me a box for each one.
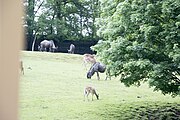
[19,51,180,120]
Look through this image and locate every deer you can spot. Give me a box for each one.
[20,60,24,75]
[84,86,99,101]
[83,54,96,70]
[67,44,75,54]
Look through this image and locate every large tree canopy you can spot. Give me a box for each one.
[92,0,180,96]
[24,0,100,50]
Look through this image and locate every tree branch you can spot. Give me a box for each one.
[31,27,40,51]
[34,0,44,16]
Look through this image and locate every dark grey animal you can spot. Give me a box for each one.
[68,44,75,54]
[39,40,58,52]
[87,62,106,80]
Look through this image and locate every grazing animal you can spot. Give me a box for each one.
[84,86,99,101]
[20,60,24,75]
[67,44,75,54]
[105,67,111,80]
[51,41,58,52]
[87,62,106,80]
[83,54,96,69]
[39,40,58,52]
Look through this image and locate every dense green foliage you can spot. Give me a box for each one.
[24,0,100,50]
[24,0,180,96]
[92,0,180,96]
[20,51,180,120]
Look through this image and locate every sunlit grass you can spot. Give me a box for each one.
[19,51,180,120]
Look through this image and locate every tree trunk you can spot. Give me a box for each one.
[26,0,35,50]
[31,33,37,51]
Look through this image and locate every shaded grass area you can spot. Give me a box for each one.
[98,102,180,120]
[20,51,180,120]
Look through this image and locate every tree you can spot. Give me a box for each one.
[92,0,180,96]
[24,0,100,50]
[24,0,45,50]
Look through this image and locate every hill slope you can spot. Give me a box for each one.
[20,51,180,120]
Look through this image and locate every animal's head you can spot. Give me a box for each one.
[52,46,58,52]
[67,49,70,53]
[38,45,44,51]
[87,72,92,79]
[87,65,96,79]
[97,94,99,100]
[87,70,95,79]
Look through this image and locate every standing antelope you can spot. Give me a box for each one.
[20,60,24,75]
[83,54,96,69]
[84,86,99,101]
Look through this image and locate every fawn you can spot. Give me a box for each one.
[84,86,99,101]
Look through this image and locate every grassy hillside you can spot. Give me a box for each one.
[19,51,180,120]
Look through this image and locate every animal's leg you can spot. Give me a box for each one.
[84,90,87,101]
[105,69,108,80]
[96,72,100,80]
[21,61,24,75]
[84,93,86,101]
[83,61,88,70]
[22,67,24,75]
[87,92,90,101]
[105,75,107,80]
[105,69,111,80]
[105,72,108,80]
[91,94,94,101]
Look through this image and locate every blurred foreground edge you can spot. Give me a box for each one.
[0,1,24,120]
